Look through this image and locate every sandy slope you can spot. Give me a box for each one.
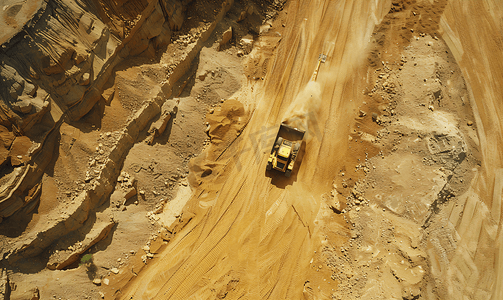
[118,0,503,299]
[120,0,392,299]
[434,1,503,298]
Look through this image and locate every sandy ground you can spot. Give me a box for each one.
[1,0,503,299]
[118,1,503,300]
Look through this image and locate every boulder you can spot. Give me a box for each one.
[79,72,90,86]
[218,27,233,50]
[24,83,38,96]
[11,95,34,114]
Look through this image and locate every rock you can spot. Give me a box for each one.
[74,52,88,65]
[24,83,38,96]
[240,35,253,54]
[153,22,172,49]
[11,95,34,114]
[99,291,105,298]
[467,121,473,126]
[9,81,24,100]
[0,144,8,167]
[0,125,15,149]
[31,287,41,300]
[9,136,32,166]
[103,278,109,285]
[359,110,367,117]
[79,72,90,86]
[237,50,244,57]
[123,187,137,204]
[165,0,184,31]
[197,70,208,81]
[45,221,116,270]
[110,267,119,274]
[372,113,378,122]
[218,27,233,50]
[237,10,247,22]
[29,66,40,80]
[93,278,102,286]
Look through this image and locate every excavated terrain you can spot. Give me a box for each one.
[0,0,502,299]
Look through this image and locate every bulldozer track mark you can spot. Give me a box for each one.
[215,109,254,163]
[291,204,312,238]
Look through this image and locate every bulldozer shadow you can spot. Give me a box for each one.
[266,140,306,189]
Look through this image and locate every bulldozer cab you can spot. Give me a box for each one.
[278,140,292,159]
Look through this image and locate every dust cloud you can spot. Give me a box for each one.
[282,80,322,140]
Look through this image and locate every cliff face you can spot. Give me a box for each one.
[0,0,187,222]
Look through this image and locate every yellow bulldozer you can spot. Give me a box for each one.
[266,54,326,177]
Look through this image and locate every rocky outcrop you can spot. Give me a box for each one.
[46,220,115,270]
[1,0,235,270]
[0,0,192,224]
[146,99,178,145]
